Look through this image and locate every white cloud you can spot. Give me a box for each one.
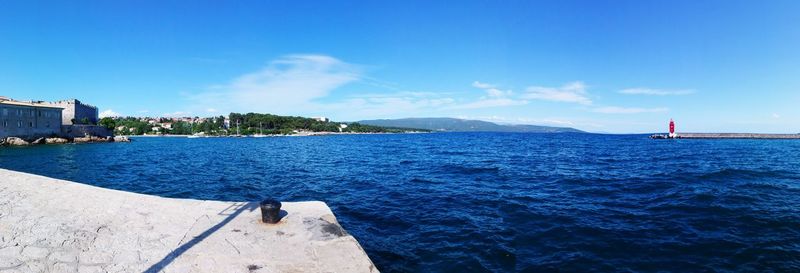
[206,108,218,113]
[618,88,695,96]
[472,81,513,98]
[772,113,781,119]
[450,81,525,109]
[189,54,361,115]
[522,81,592,105]
[472,81,495,89]
[591,106,669,114]
[99,109,121,118]
[486,88,510,98]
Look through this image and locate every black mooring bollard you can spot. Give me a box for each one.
[260,199,282,224]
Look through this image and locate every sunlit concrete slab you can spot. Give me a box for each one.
[0,169,377,273]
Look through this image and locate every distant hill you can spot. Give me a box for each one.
[358,118,584,133]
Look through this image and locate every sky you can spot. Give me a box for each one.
[1,1,799,133]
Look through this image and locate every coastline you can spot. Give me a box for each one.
[126,131,429,138]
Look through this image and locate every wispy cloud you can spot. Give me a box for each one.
[471,81,493,89]
[440,81,527,110]
[188,54,361,115]
[99,109,121,118]
[189,56,670,123]
[618,88,695,96]
[591,106,668,114]
[522,81,592,105]
[472,81,513,98]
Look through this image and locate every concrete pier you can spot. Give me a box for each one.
[651,133,800,139]
[0,169,377,273]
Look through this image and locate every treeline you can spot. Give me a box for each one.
[101,116,227,136]
[100,113,422,136]
[229,113,416,134]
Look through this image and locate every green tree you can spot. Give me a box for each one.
[99,117,116,130]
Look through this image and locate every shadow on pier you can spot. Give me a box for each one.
[143,202,258,273]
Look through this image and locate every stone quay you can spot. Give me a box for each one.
[0,169,377,273]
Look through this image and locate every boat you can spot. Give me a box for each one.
[187,121,202,138]
[252,122,269,137]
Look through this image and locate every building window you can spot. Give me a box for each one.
[17,121,21,128]
[29,121,33,127]
[2,120,6,127]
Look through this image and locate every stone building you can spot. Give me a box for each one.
[0,97,63,139]
[44,99,99,125]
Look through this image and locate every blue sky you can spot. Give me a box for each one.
[1,1,799,133]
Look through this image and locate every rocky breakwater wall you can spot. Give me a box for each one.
[651,133,800,139]
[0,169,377,272]
[0,135,130,146]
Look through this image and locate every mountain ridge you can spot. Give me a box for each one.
[358,117,584,133]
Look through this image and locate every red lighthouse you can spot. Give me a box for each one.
[669,119,676,138]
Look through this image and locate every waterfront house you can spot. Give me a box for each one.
[0,97,63,139]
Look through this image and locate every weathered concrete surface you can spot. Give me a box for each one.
[0,169,377,273]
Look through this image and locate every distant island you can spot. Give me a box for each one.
[358,118,584,133]
[103,113,426,136]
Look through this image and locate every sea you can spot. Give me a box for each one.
[1,133,799,272]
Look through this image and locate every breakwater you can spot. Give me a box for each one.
[651,133,800,139]
[0,169,376,272]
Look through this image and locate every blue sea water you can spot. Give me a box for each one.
[2,133,800,272]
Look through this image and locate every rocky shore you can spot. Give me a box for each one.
[0,135,130,146]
